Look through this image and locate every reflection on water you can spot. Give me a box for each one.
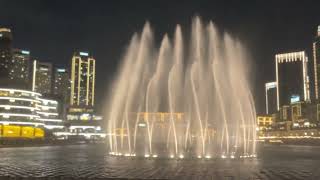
[0,144,319,179]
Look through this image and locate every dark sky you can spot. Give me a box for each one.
[0,0,319,114]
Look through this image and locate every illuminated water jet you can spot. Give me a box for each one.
[105,16,257,159]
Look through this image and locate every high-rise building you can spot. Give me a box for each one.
[265,81,277,114]
[32,60,53,95]
[53,67,70,102]
[0,28,13,84]
[313,25,320,100]
[70,52,95,108]
[53,67,70,119]
[10,49,30,88]
[276,51,310,110]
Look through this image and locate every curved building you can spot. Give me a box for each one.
[0,88,43,126]
[0,88,64,130]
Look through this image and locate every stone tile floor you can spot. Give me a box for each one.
[0,144,319,179]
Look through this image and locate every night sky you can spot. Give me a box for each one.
[0,0,320,114]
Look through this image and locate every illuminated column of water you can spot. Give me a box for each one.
[223,34,248,155]
[190,63,205,156]
[208,22,230,155]
[133,107,141,151]
[168,69,179,155]
[123,22,153,154]
[190,17,207,156]
[169,25,184,155]
[235,42,257,155]
[107,34,140,153]
[145,77,155,154]
[146,35,172,155]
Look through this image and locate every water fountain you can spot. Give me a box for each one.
[105,17,257,159]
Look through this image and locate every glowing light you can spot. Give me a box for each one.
[252,154,257,158]
[0,113,40,118]
[0,105,38,111]
[197,155,202,159]
[21,50,30,55]
[39,118,62,122]
[152,154,158,158]
[53,132,106,138]
[138,123,146,127]
[179,154,184,159]
[205,155,211,159]
[37,97,58,104]
[44,125,64,129]
[37,112,58,116]
[0,97,40,103]
[80,52,89,56]
[69,125,98,129]
[36,104,57,110]
[144,154,150,158]
[32,60,37,91]
[124,153,131,157]
[57,68,66,73]
[170,155,175,158]
[0,121,44,126]
[249,154,257,158]
[230,155,235,159]
[221,155,227,159]
[0,88,41,96]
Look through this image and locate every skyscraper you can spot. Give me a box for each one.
[10,49,30,88]
[265,81,277,114]
[313,25,320,100]
[276,51,310,110]
[70,52,95,108]
[0,28,13,84]
[32,60,53,95]
[53,67,70,102]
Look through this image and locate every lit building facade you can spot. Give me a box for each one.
[36,97,63,130]
[10,49,30,88]
[70,52,95,108]
[32,61,53,95]
[257,115,273,131]
[0,88,63,131]
[276,101,319,129]
[0,88,43,126]
[0,28,13,84]
[265,81,277,114]
[276,51,310,110]
[53,67,70,103]
[313,25,320,100]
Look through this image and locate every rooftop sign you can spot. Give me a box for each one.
[80,52,89,56]
[57,68,66,73]
[21,50,30,55]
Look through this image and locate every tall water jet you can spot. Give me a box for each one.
[105,17,257,158]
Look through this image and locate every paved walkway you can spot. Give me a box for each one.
[0,144,319,179]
